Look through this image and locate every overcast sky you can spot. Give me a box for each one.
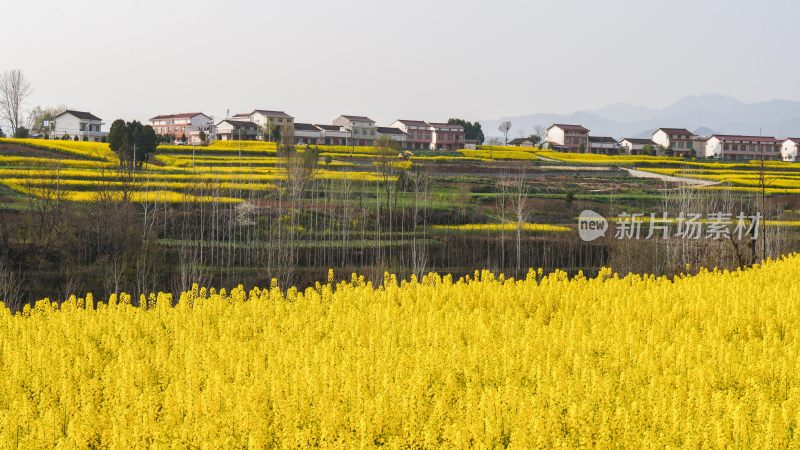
[2,0,799,127]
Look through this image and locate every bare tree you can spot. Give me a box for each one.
[0,69,33,135]
[498,121,512,145]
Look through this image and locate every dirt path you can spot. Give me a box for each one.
[621,168,721,186]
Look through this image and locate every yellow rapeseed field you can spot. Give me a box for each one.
[2,257,800,447]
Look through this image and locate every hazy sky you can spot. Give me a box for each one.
[2,0,799,127]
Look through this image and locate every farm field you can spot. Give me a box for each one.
[2,255,800,447]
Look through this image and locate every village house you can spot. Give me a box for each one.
[588,136,618,154]
[215,120,259,141]
[332,115,377,146]
[233,109,294,142]
[782,138,800,162]
[618,138,659,155]
[704,135,781,160]
[376,127,407,146]
[149,112,214,145]
[652,128,697,155]
[293,123,322,145]
[315,125,349,146]
[507,138,536,147]
[391,120,432,150]
[53,110,107,142]
[429,123,465,150]
[545,124,590,152]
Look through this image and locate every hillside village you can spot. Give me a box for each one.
[37,108,800,162]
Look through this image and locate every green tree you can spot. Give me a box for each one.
[0,127,5,138]
[448,118,485,144]
[13,127,29,138]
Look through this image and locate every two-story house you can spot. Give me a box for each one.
[53,110,107,142]
[429,123,465,151]
[376,127,407,147]
[293,123,323,145]
[652,128,698,155]
[332,115,377,146]
[215,120,259,141]
[315,125,350,146]
[545,124,590,152]
[588,136,618,154]
[233,109,294,142]
[705,135,781,160]
[391,120,432,150]
[149,112,214,145]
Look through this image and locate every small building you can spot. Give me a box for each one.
[588,136,618,154]
[619,138,659,155]
[652,128,697,155]
[429,123,465,150]
[546,124,590,152]
[53,110,107,142]
[507,138,536,147]
[782,138,800,162]
[376,127,407,146]
[315,125,349,146]
[704,135,781,160]
[391,120,432,150]
[149,112,214,145]
[332,115,377,146]
[293,123,323,145]
[215,120,259,141]
[233,109,294,142]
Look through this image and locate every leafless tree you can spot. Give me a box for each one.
[498,121,512,145]
[0,69,33,135]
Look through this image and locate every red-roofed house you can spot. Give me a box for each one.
[545,124,589,152]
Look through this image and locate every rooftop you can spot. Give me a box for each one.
[550,124,589,132]
[377,127,406,135]
[58,110,102,121]
[149,112,206,121]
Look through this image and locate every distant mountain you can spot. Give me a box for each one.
[482,95,800,141]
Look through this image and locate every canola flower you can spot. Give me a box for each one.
[0,138,117,162]
[458,149,539,161]
[2,257,800,447]
[431,223,571,233]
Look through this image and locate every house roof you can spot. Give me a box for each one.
[621,138,657,145]
[294,123,321,131]
[150,112,206,120]
[508,138,533,145]
[339,115,374,122]
[589,136,617,144]
[57,110,102,121]
[549,123,589,132]
[252,109,292,118]
[712,134,778,143]
[217,120,258,128]
[656,128,694,136]
[429,123,464,129]
[377,127,406,135]
[395,119,430,127]
[786,138,800,144]
[315,124,344,131]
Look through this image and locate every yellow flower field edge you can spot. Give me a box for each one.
[4,256,800,447]
[431,223,571,233]
[0,138,117,162]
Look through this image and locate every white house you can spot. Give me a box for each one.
[332,115,377,146]
[391,120,432,150]
[315,125,349,146]
[619,138,658,155]
[293,123,323,145]
[53,110,106,141]
[545,124,589,152]
[588,136,618,154]
[652,128,696,155]
[215,120,259,141]
[232,109,294,142]
[704,135,781,160]
[781,138,800,162]
[376,127,407,146]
